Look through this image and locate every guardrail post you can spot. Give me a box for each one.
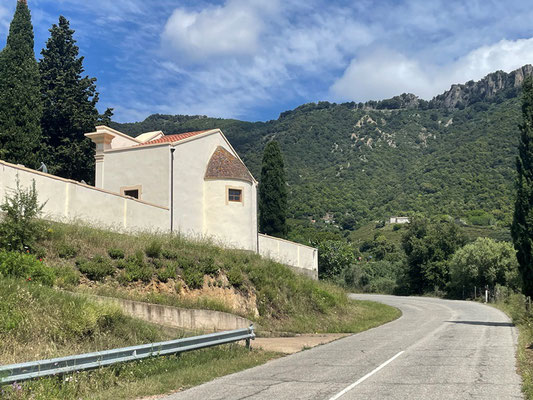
[246,324,255,350]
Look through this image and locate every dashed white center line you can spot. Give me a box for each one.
[327,351,405,400]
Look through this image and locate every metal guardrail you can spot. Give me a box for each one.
[0,325,255,385]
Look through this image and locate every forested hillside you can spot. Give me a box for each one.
[113,68,527,228]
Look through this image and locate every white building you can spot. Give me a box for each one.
[389,216,410,224]
[83,126,318,278]
[85,126,258,251]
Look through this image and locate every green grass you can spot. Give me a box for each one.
[1,345,278,400]
[493,294,533,399]
[36,221,401,334]
[0,278,279,399]
[0,278,182,365]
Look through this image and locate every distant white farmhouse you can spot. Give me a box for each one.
[0,126,318,278]
[389,216,410,224]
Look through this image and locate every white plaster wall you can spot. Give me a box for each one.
[203,180,257,251]
[0,160,169,233]
[171,133,236,236]
[101,145,170,206]
[258,234,318,279]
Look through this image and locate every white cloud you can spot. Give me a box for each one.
[162,0,275,62]
[331,37,533,102]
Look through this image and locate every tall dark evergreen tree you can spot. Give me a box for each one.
[259,141,288,238]
[39,16,101,183]
[0,0,42,167]
[512,77,533,297]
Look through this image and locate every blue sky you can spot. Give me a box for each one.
[2,0,533,123]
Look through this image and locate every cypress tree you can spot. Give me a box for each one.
[39,16,100,183]
[512,77,533,297]
[259,141,288,238]
[0,0,42,167]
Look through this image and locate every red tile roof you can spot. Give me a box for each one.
[205,146,253,183]
[137,130,210,146]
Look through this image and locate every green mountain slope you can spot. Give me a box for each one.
[112,69,526,227]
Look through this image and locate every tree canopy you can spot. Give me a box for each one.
[259,141,288,237]
[0,0,42,167]
[39,16,100,183]
[512,77,533,297]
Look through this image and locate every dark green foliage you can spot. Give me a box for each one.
[512,77,533,297]
[108,248,125,259]
[259,141,288,237]
[402,218,466,293]
[227,266,244,288]
[318,240,356,279]
[0,179,45,252]
[182,268,204,289]
[113,93,521,228]
[157,266,176,283]
[121,262,153,283]
[145,240,162,258]
[0,1,42,167]
[76,256,114,281]
[39,16,99,183]
[57,242,78,259]
[162,248,179,260]
[0,250,55,286]
[342,260,402,294]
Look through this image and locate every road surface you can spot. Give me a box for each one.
[160,295,523,399]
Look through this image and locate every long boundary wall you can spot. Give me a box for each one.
[0,160,318,279]
[0,160,169,232]
[258,234,318,280]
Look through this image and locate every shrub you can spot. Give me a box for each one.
[57,242,78,259]
[200,256,219,276]
[115,259,128,269]
[392,224,402,231]
[0,250,55,286]
[76,256,114,281]
[183,268,204,290]
[157,266,176,283]
[108,248,125,259]
[145,240,162,258]
[123,261,153,283]
[54,265,81,288]
[162,248,179,260]
[0,179,45,252]
[227,266,244,288]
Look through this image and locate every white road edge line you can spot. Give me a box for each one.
[327,351,405,400]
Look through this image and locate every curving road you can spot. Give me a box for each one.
[160,295,523,399]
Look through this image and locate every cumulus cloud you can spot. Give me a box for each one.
[331,37,533,102]
[162,0,273,61]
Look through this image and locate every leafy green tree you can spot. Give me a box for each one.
[402,218,466,294]
[512,77,533,298]
[0,0,42,167]
[259,141,288,237]
[449,238,519,297]
[39,16,101,183]
[318,240,355,279]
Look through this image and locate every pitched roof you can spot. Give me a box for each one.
[137,130,210,146]
[205,146,253,183]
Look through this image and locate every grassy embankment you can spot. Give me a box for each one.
[38,221,400,334]
[494,295,533,399]
[0,279,277,399]
[0,220,400,399]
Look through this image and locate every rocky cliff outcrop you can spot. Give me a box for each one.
[429,64,533,109]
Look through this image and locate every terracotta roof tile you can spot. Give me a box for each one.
[205,146,253,183]
[137,130,209,146]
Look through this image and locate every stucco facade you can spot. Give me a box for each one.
[85,126,259,251]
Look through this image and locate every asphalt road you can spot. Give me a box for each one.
[160,295,523,399]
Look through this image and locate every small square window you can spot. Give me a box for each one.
[124,189,139,199]
[228,188,242,202]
